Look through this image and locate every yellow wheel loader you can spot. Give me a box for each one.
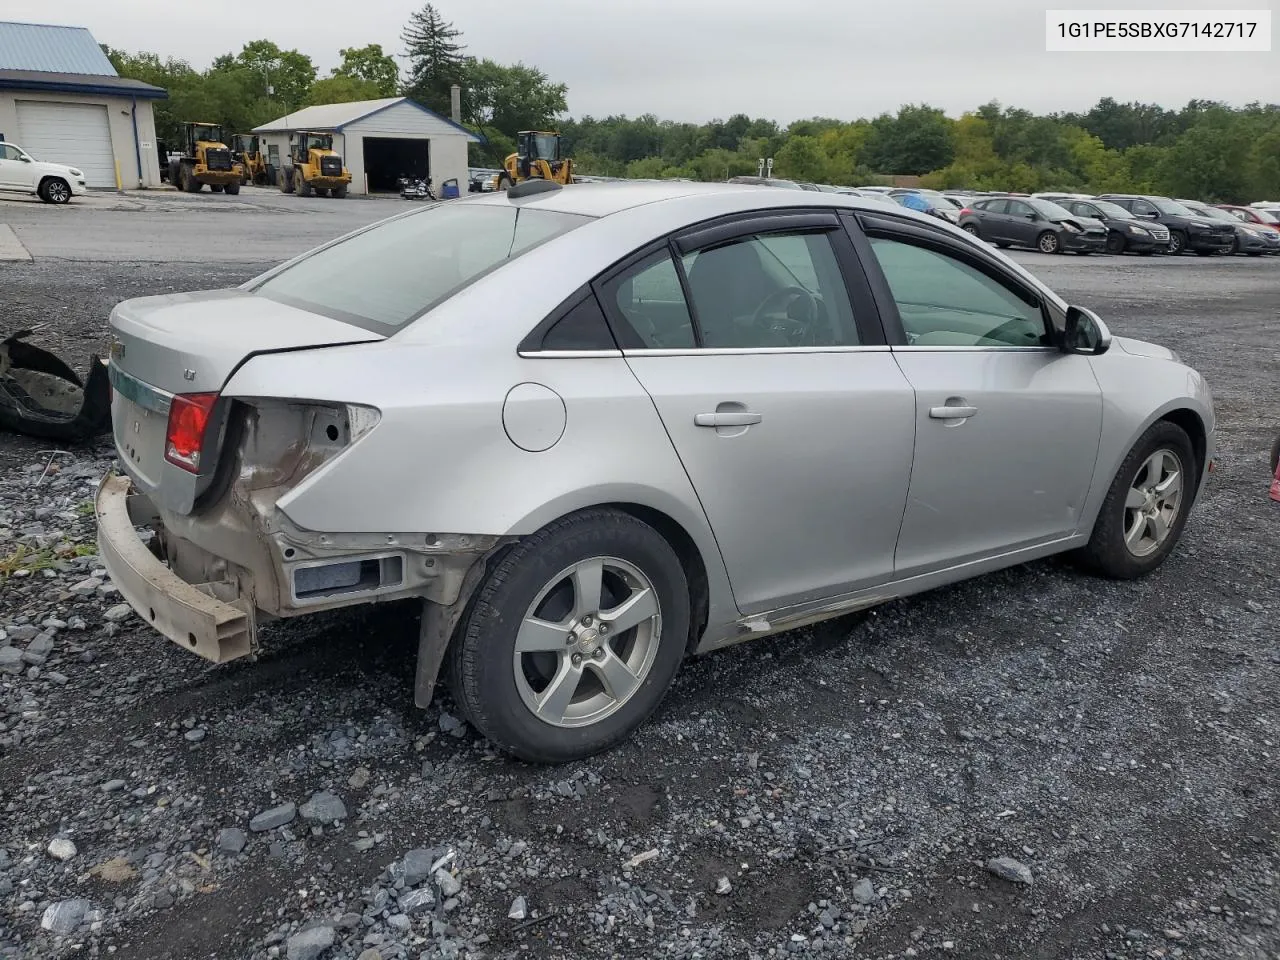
[494,131,574,190]
[230,134,269,186]
[279,131,352,198]
[169,123,244,194]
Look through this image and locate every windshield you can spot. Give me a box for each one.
[531,134,559,160]
[1029,198,1075,219]
[1151,197,1195,217]
[306,134,333,151]
[1089,200,1134,219]
[1193,205,1235,223]
[192,125,220,143]
[253,204,592,333]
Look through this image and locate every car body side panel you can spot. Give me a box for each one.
[1076,340,1216,536]
[624,351,917,616]
[221,341,742,637]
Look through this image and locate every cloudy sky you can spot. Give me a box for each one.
[8,0,1278,122]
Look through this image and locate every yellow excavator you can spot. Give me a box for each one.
[279,131,352,198]
[169,122,244,194]
[230,134,268,186]
[494,131,574,190]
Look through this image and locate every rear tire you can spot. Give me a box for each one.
[224,181,240,195]
[333,185,347,198]
[446,508,689,764]
[278,168,292,193]
[995,241,1011,249]
[961,223,981,238]
[1076,420,1197,580]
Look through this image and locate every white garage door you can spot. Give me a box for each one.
[16,101,116,188]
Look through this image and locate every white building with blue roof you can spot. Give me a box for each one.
[0,20,166,189]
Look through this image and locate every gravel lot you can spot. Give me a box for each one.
[1,195,1278,960]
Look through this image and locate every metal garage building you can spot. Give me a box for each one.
[0,21,166,189]
[254,96,481,196]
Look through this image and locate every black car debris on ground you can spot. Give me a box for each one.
[1095,194,1236,256]
[958,196,1108,254]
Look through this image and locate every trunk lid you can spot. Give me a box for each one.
[108,289,382,513]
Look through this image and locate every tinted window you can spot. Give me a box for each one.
[0,144,19,160]
[607,251,696,349]
[1090,200,1134,219]
[254,204,591,332]
[539,294,618,351]
[983,199,1010,214]
[682,231,860,348]
[867,237,1048,348]
[1151,197,1195,217]
[1028,198,1073,219]
[1130,199,1157,217]
[1006,200,1033,217]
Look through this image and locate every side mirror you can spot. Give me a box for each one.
[1141,211,1158,219]
[1025,211,1038,220]
[19,155,32,163]
[1062,305,1112,356]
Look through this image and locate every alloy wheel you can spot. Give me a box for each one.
[48,181,70,203]
[1123,448,1184,557]
[512,556,662,728]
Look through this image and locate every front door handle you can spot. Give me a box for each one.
[929,404,978,420]
[695,411,763,428]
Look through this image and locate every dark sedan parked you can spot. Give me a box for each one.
[1056,198,1170,255]
[1095,194,1235,256]
[1178,200,1280,256]
[958,196,1107,254]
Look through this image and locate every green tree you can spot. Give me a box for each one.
[464,59,567,136]
[401,3,469,117]
[333,44,398,96]
[863,104,955,175]
[219,40,316,109]
[307,75,384,106]
[773,135,827,181]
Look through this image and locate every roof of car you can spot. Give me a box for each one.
[461,180,887,219]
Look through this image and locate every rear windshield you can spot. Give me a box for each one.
[252,203,591,332]
[1089,200,1134,219]
[1151,197,1195,217]
[1028,198,1074,219]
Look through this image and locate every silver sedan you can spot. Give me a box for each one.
[96,181,1216,763]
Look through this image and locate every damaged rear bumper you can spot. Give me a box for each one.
[95,472,257,663]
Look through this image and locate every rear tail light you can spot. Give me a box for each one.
[164,392,219,472]
[960,208,972,216]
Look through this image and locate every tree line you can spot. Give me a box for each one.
[104,3,1279,201]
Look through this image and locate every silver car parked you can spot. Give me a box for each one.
[96,181,1216,763]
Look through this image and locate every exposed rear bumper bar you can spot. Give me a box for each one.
[95,472,256,664]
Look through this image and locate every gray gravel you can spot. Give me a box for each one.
[1,237,1278,959]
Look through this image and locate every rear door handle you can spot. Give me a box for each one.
[929,404,978,420]
[695,411,762,427]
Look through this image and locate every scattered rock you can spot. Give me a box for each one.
[184,728,207,743]
[47,837,77,861]
[0,647,23,675]
[88,857,137,882]
[300,791,348,822]
[509,895,528,920]
[435,867,462,897]
[250,802,297,832]
[400,848,435,886]
[286,925,336,960]
[852,878,877,904]
[101,778,127,793]
[624,848,660,869]
[357,951,383,960]
[104,603,134,622]
[40,898,92,935]
[218,828,248,855]
[987,856,1034,886]
[715,876,732,896]
[348,766,371,790]
[438,711,467,738]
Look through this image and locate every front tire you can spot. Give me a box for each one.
[224,181,240,195]
[1077,420,1197,579]
[1168,230,1187,255]
[1105,232,1126,255]
[447,509,690,763]
[38,177,71,204]
[1037,231,1061,254]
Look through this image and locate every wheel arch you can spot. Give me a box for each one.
[1158,406,1208,477]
